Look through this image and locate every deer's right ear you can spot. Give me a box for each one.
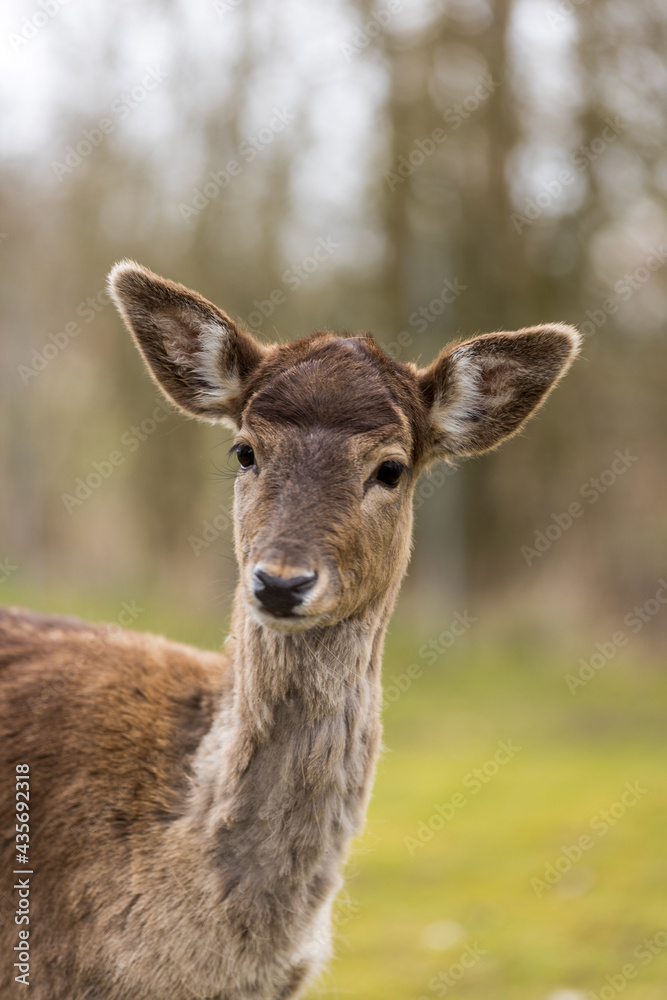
[108,260,266,427]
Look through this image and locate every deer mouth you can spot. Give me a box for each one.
[249,603,331,633]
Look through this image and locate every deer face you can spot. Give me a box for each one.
[109,262,579,633]
[229,342,420,630]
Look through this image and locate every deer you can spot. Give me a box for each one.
[0,260,579,999]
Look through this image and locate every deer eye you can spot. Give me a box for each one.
[376,460,405,487]
[235,445,255,469]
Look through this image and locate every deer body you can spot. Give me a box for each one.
[0,600,386,998]
[0,262,579,998]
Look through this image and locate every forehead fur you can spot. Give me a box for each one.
[242,333,431,458]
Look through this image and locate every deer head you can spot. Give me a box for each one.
[109,261,579,633]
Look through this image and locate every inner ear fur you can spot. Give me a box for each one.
[418,324,580,459]
[108,260,266,425]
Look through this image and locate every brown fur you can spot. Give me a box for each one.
[0,262,580,998]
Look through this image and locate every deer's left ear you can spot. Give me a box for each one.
[418,324,580,460]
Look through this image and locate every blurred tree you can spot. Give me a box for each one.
[1,0,665,643]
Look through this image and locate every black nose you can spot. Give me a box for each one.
[252,568,318,617]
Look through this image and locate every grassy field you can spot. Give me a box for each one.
[319,631,667,1000]
[3,586,666,999]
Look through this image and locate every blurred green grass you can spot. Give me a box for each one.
[320,631,667,1000]
[3,585,666,999]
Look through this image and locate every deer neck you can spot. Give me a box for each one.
[219,589,395,808]
[194,587,400,908]
[232,596,387,731]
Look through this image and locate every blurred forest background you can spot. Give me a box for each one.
[1,0,666,645]
[2,2,667,997]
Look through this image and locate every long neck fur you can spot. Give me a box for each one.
[188,584,401,985]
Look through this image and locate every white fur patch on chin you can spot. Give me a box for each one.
[247,601,330,634]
